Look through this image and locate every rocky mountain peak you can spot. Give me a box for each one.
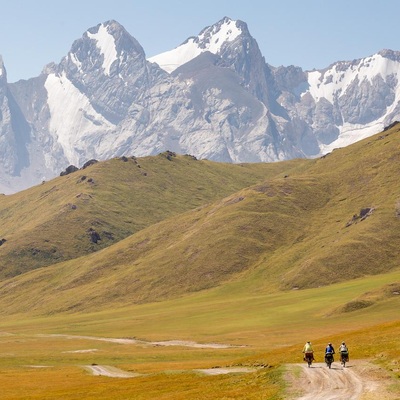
[148,17,251,74]
[378,48,400,62]
[40,20,166,130]
[61,20,147,80]
[195,16,245,50]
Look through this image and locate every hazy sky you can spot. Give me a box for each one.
[1,0,399,82]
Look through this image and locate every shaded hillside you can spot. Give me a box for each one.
[0,152,305,278]
[0,125,398,315]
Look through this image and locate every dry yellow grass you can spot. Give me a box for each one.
[0,266,399,398]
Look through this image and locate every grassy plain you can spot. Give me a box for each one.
[0,269,399,399]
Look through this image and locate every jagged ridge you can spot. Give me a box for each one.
[0,17,400,196]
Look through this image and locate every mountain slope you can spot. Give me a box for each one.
[0,124,399,315]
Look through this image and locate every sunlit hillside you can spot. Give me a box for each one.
[0,152,305,278]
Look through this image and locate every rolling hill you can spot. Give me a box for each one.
[0,124,399,315]
[0,152,305,279]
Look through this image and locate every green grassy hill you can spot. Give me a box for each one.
[0,152,305,278]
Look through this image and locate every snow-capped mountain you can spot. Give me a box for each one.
[279,49,400,154]
[1,17,400,193]
[148,17,244,73]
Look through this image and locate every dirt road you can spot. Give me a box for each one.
[39,334,238,348]
[84,364,257,378]
[287,360,397,400]
[84,365,141,378]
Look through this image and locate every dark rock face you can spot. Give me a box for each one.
[60,165,79,176]
[82,159,98,169]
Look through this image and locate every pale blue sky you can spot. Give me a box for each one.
[1,0,399,82]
